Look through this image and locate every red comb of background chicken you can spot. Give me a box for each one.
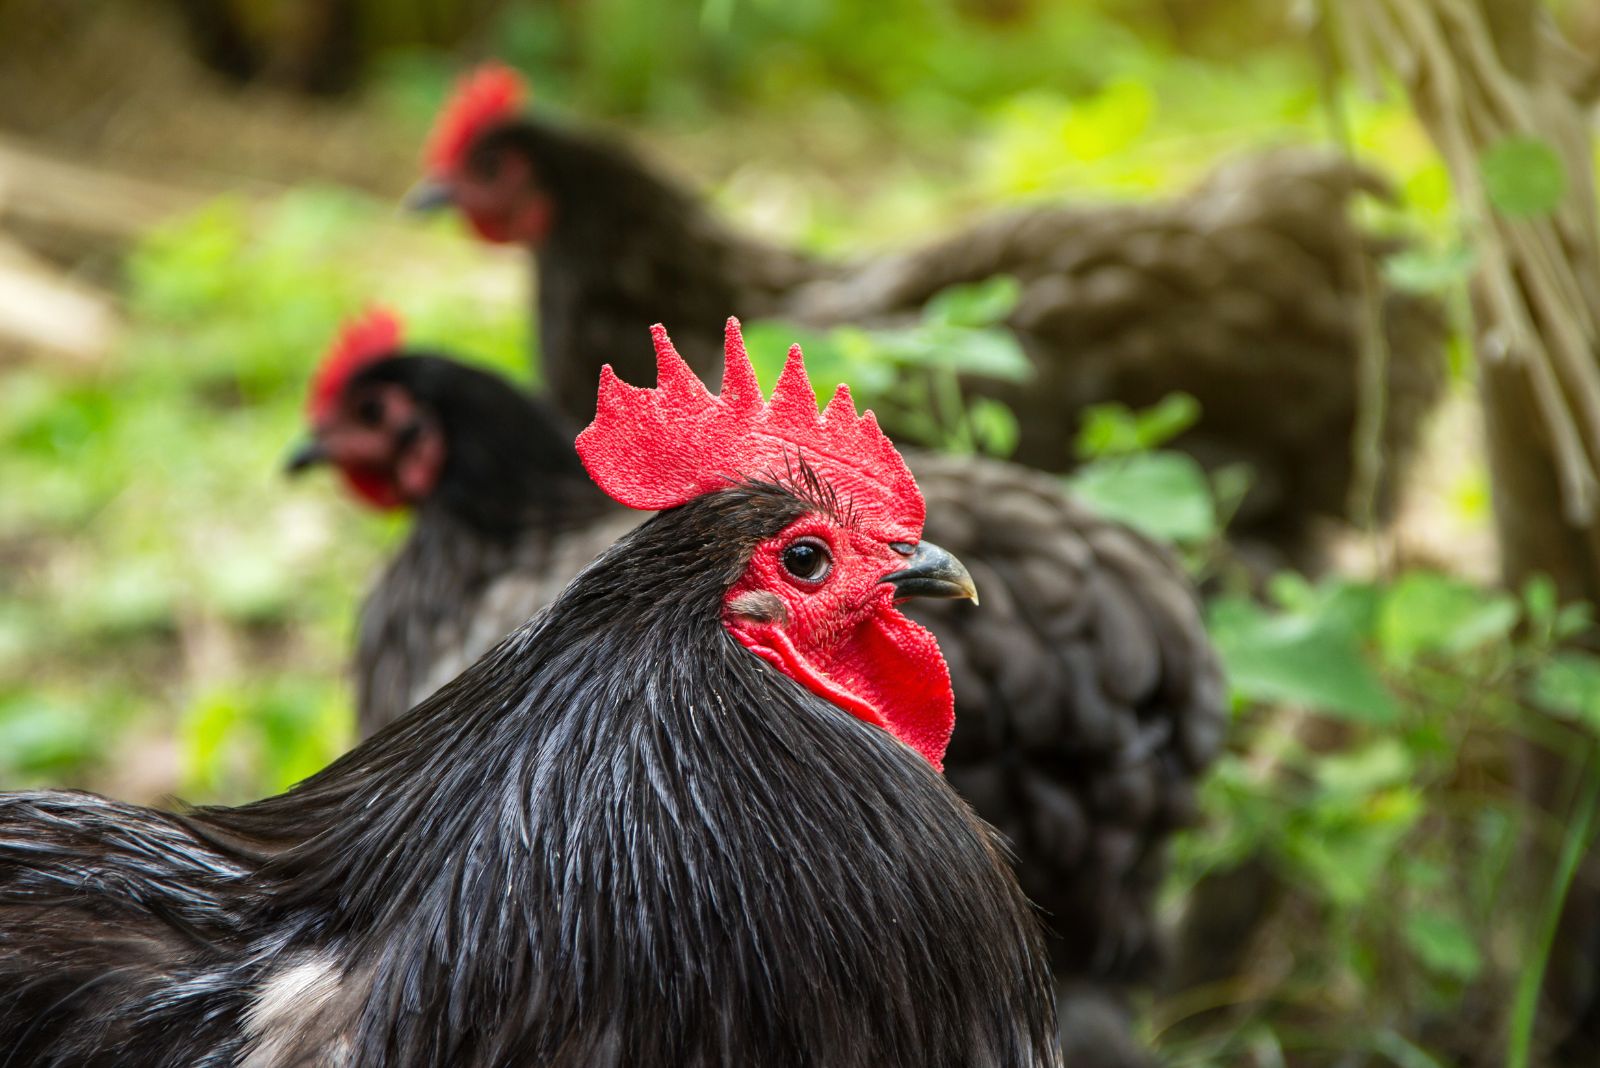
[308,307,403,422]
[425,62,528,176]
[576,319,924,537]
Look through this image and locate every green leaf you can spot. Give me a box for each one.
[966,396,1020,459]
[1075,393,1200,459]
[1075,403,1144,458]
[1067,451,1217,543]
[1404,912,1483,981]
[1524,573,1559,642]
[1532,651,1600,730]
[1282,785,1420,906]
[1556,602,1595,641]
[1378,571,1518,664]
[875,325,1034,383]
[1480,137,1567,219]
[1384,243,1478,294]
[1209,594,1398,723]
[182,681,352,799]
[1132,392,1201,447]
[737,321,896,400]
[922,276,1021,329]
[1062,79,1155,162]
[1314,738,1414,796]
[0,691,99,782]
[181,689,242,796]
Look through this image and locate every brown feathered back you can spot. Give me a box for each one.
[472,113,1446,565]
[780,152,1447,557]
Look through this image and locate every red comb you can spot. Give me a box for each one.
[425,62,528,176]
[576,319,924,538]
[308,307,404,421]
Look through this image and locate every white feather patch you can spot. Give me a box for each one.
[240,952,356,1067]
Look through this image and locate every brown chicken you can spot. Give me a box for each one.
[406,63,1448,565]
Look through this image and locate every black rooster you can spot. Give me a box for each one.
[0,325,1060,1066]
[406,63,1447,563]
[294,311,1225,1065]
[287,309,636,725]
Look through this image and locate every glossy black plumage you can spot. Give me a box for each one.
[465,117,1447,561]
[344,355,1225,1065]
[0,486,1061,1067]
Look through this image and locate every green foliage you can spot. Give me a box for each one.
[1533,652,1600,731]
[1062,393,1231,548]
[922,275,1022,329]
[0,690,104,786]
[1384,241,1479,295]
[746,277,1031,458]
[1068,452,1218,545]
[1480,136,1568,219]
[1168,562,1600,1066]
[489,1,1188,121]
[182,680,351,801]
[1405,911,1484,982]
[0,188,523,801]
[1075,394,1201,458]
[1210,583,1398,724]
[1379,571,1520,664]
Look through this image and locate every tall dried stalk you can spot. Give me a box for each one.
[1335,0,1600,531]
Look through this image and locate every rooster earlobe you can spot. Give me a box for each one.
[720,318,762,414]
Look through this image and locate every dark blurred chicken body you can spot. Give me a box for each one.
[416,67,1448,561]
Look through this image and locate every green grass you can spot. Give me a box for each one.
[0,187,527,799]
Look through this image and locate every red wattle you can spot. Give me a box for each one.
[734,627,889,730]
[341,468,405,511]
[728,605,954,771]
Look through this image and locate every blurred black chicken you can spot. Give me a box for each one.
[0,324,1062,1067]
[292,311,1226,1065]
[406,63,1448,563]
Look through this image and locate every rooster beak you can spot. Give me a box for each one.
[402,177,455,213]
[884,541,979,606]
[284,438,328,476]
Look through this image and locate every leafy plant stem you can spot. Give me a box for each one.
[933,368,974,454]
[1506,739,1600,1068]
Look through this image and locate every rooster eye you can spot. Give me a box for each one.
[780,538,831,584]
[355,396,385,427]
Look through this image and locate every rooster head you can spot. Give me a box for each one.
[576,318,976,769]
[287,308,446,510]
[406,62,552,246]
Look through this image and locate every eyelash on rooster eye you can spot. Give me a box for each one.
[780,537,832,585]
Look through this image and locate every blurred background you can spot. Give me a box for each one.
[4,0,1600,1064]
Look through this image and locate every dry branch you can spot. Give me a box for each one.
[1338,0,1600,527]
